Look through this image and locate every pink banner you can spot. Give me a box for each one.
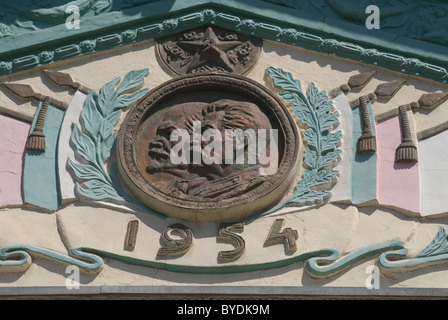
[376,115,420,214]
[0,115,30,207]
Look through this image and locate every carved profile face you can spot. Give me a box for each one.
[144,99,276,200]
[118,73,300,222]
[145,106,202,176]
[193,99,271,179]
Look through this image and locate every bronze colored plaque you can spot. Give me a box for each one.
[156,26,262,76]
[117,73,301,222]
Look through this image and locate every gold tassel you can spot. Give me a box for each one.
[357,96,377,153]
[396,142,418,162]
[26,96,50,152]
[26,131,46,151]
[395,105,418,162]
[358,133,376,153]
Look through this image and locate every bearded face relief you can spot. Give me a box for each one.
[145,103,205,177]
[118,73,300,222]
[144,99,278,201]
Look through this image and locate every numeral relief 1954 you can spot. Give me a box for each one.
[123,219,298,261]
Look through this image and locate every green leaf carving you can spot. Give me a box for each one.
[77,180,124,201]
[100,131,117,163]
[80,92,102,138]
[320,131,342,153]
[67,159,105,183]
[113,88,148,110]
[116,69,149,95]
[267,66,341,208]
[70,123,96,164]
[417,227,448,258]
[303,128,318,151]
[98,77,121,117]
[68,68,149,202]
[268,66,303,93]
[317,149,342,169]
[100,110,121,140]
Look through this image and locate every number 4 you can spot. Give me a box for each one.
[264,219,298,253]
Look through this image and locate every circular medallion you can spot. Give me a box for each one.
[117,73,301,222]
[156,25,262,76]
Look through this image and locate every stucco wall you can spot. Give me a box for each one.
[1,38,448,298]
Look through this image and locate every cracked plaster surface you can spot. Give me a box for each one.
[0,37,448,292]
[0,200,447,289]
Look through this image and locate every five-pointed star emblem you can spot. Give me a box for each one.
[176,27,243,72]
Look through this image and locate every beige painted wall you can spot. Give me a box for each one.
[0,39,448,296]
[2,39,448,131]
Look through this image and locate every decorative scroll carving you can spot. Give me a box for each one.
[0,245,104,274]
[157,224,193,257]
[217,222,245,261]
[157,25,262,76]
[6,226,448,278]
[1,7,446,85]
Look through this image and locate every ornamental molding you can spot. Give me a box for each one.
[1,65,448,286]
[0,1,447,84]
[117,72,301,222]
[1,1,448,289]
[156,25,263,76]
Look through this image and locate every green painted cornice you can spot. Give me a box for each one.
[0,0,447,83]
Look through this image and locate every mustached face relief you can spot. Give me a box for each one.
[161,102,279,175]
[118,73,300,222]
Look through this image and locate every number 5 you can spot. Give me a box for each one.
[264,219,298,253]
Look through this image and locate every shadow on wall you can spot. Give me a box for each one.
[0,0,176,36]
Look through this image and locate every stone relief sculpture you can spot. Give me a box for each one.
[146,99,271,201]
[157,26,263,75]
[118,73,300,222]
[1,65,448,285]
[1,1,448,295]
